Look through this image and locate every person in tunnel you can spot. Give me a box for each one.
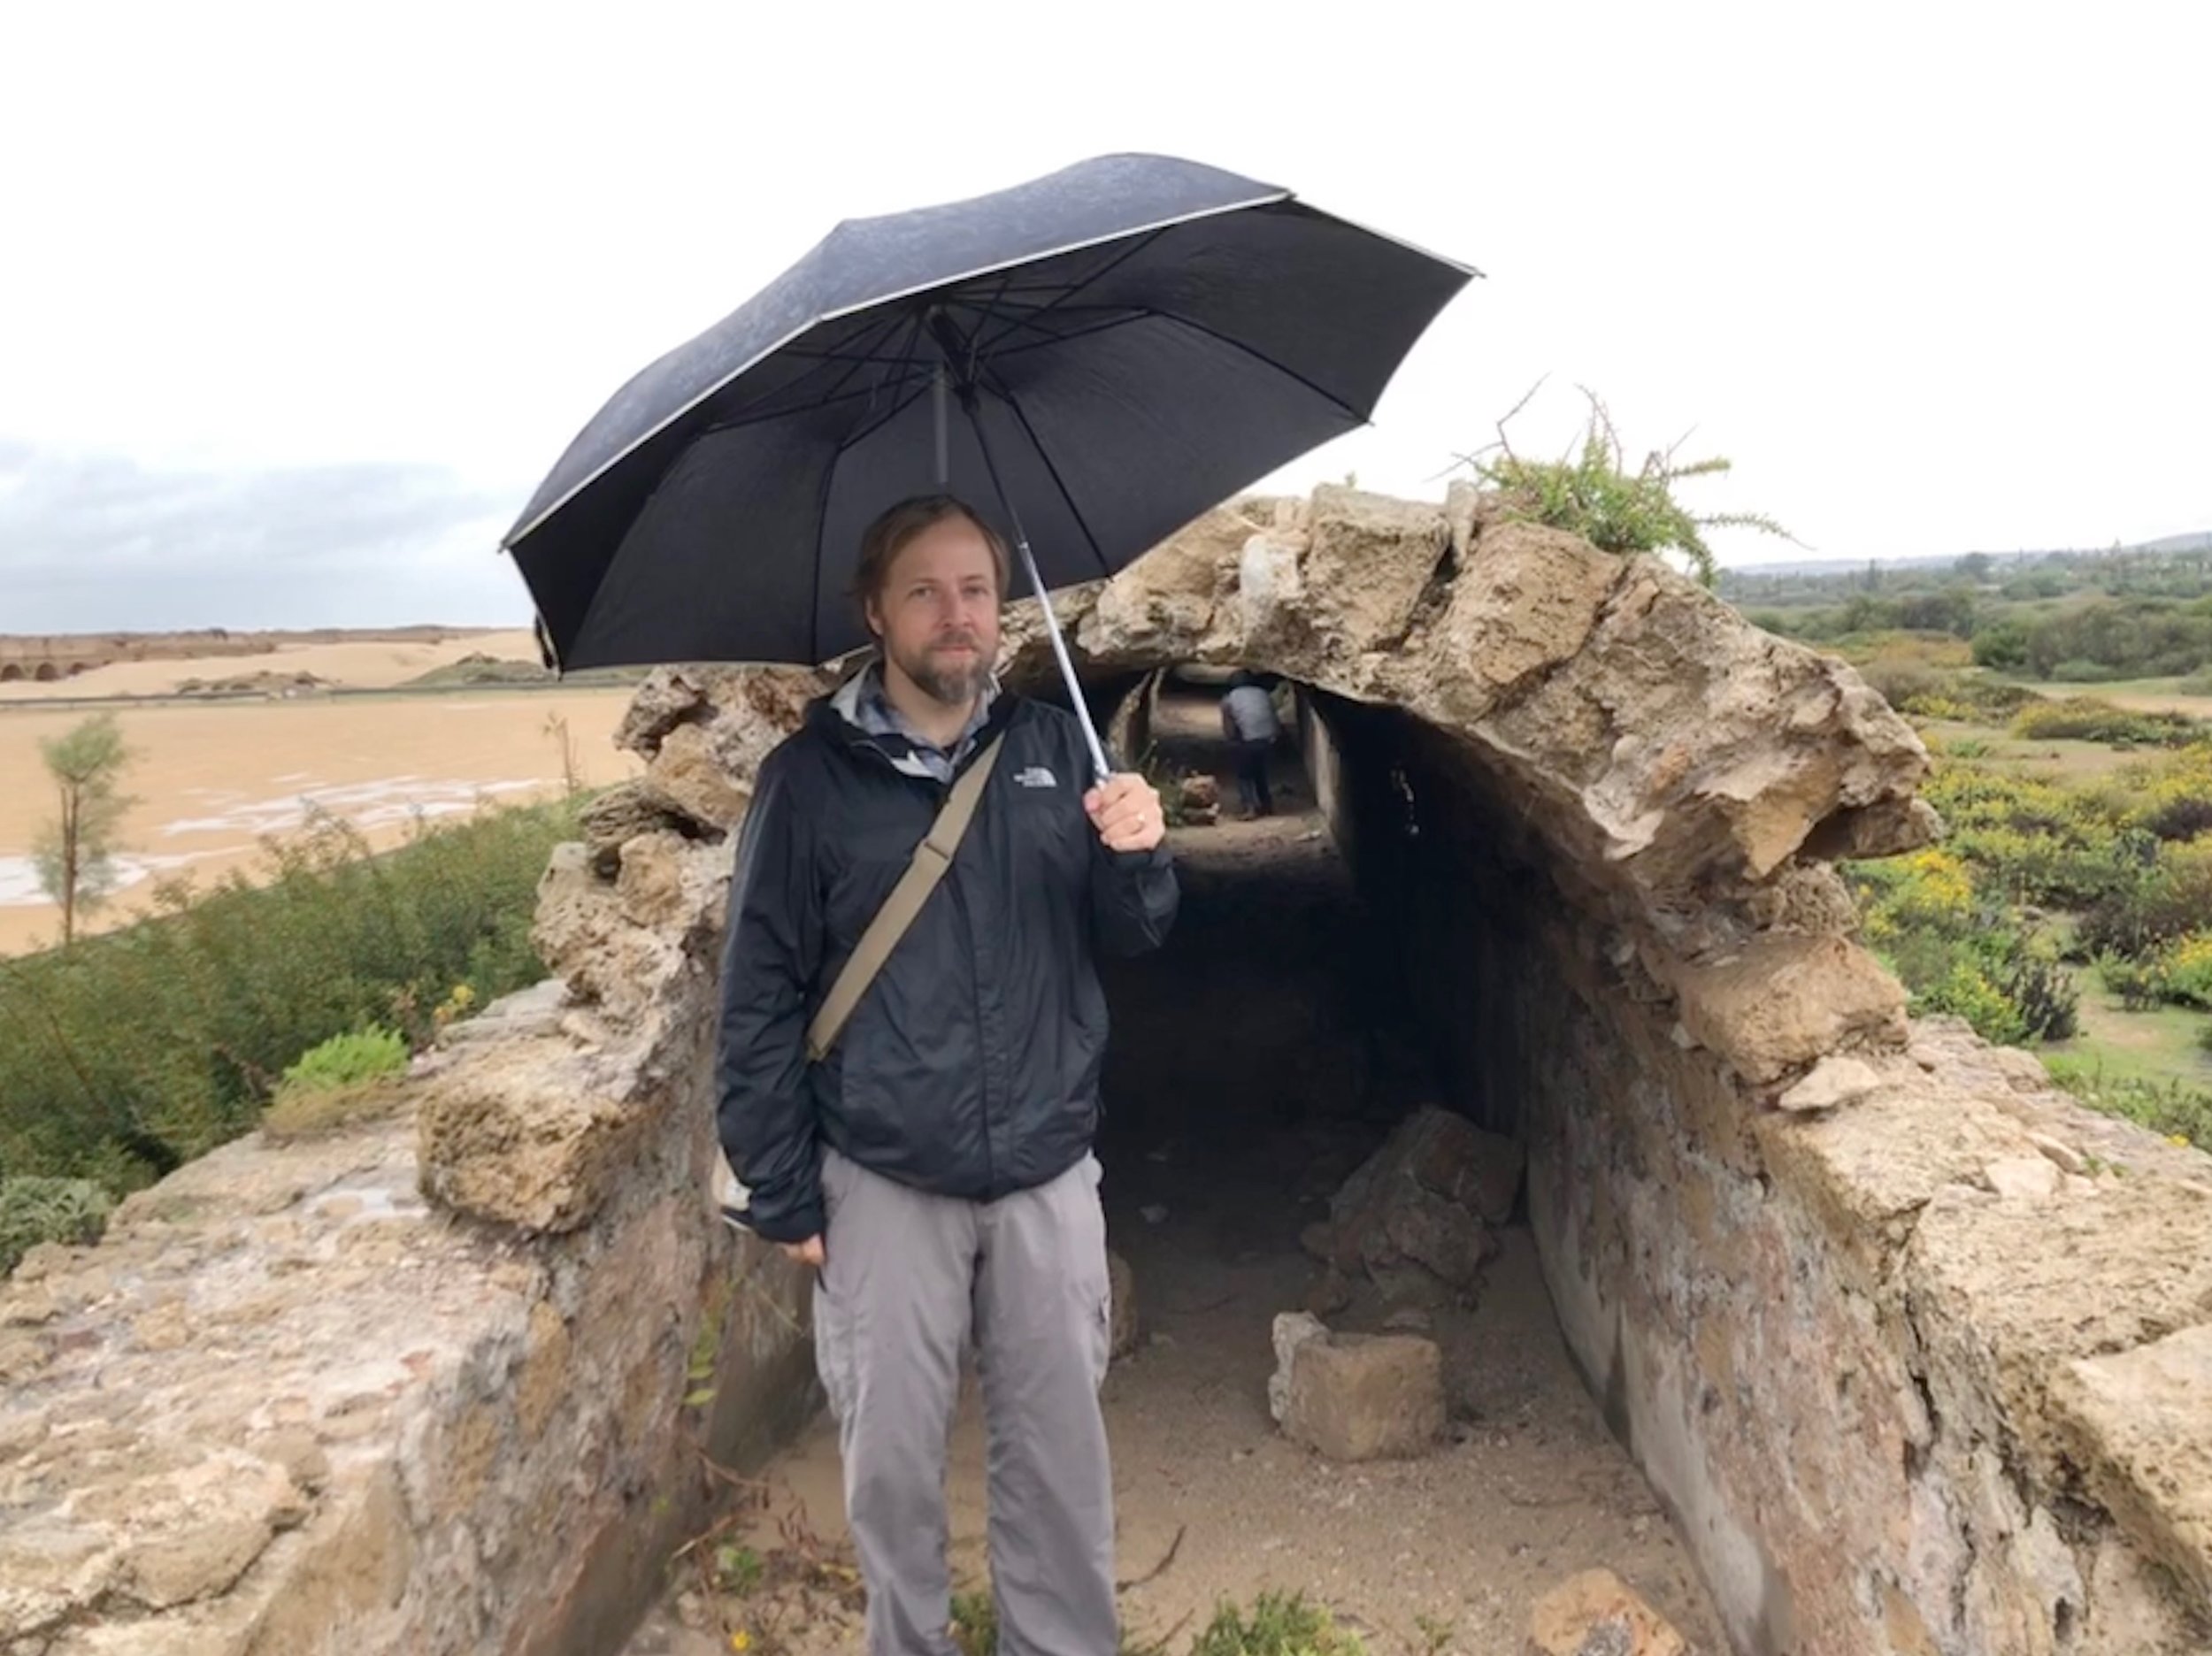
[715,494,1181,1656]
[1220,668,1282,818]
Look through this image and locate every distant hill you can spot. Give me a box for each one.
[2136,530,2212,555]
[1730,531,2212,578]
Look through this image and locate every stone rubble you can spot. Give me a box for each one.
[1301,1105,1520,1307]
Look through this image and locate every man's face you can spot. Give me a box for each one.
[865,517,1002,707]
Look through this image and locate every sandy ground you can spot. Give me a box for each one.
[0,686,638,955]
[0,629,542,702]
[628,690,1723,1656]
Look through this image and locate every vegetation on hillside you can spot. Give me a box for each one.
[1726,538,2212,684]
[0,796,580,1200]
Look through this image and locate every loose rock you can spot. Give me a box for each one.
[1267,1312,1328,1426]
[1776,1054,1883,1114]
[1985,1155,2063,1201]
[1107,1251,1140,1361]
[1526,1568,1689,1656]
[1280,1331,1445,1462]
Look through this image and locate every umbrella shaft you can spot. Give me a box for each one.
[1016,534,1110,783]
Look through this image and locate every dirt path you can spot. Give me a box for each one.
[634,686,1724,1655]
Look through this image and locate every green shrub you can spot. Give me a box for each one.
[0,1176,112,1276]
[2100,953,2163,1011]
[1971,621,2031,670]
[2077,845,2212,960]
[1994,953,2080,1041]
[1192,1592,1367,1656]
[2049,658,2126,685]
[2046,1066,2212,1150]
[949,1591,997,1656]
[280,1027,409,1092]
[1460,388,1793,586]
[2012,698,2201,747]
[0,797,580,1193]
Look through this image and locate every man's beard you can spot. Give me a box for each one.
[892,632,994,707]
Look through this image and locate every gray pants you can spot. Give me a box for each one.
[814,1146,1117,1656]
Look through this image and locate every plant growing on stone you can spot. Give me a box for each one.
[32,711,138,946]
[1452,382,1795,586]
[0,1175,112,1276]
[280,1026,411,1092]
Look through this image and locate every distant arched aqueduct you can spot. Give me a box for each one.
[0,632,263,684]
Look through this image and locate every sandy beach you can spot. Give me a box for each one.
[0,680,638,955]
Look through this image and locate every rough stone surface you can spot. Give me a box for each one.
[1107,1251,1139,1361]
[1308,1105,1514,1294]
[1267,1312,1328,1426]
[414,1036,652,1234]
[1668,933,1910,1084]
[640,720,751,832]
[1280,1331,1446,1462]
[1984,1154,2063,1200]
[2050,1325,2212,1607]
[1071,487,1934,932]
[1776,1054,1883,1113]
[1526,1568,1690,1656]
[1305,677,2212,1655]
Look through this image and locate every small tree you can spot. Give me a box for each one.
[32,713,137,946]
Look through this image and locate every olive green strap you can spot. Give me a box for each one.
[804,735,1003,1063]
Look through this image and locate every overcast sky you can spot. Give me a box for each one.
[4,3,2208,632]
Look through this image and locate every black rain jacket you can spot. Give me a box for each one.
[715,686,1179,1244]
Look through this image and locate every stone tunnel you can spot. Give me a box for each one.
[3,488,2209,1655]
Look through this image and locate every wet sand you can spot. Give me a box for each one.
[0,687,638,955]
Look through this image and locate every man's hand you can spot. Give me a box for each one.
[1084,773,1167,854]
[781,1235,825,1269]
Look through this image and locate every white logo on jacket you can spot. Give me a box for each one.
[1014,765,1058,789]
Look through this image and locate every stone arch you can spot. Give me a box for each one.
[0,662,21,682]
[31,660,57,681]
[505,486,2203,1652]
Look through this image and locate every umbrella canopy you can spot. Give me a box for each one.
[503,152,1474,678]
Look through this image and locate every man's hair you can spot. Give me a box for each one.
[851,494,1010,616]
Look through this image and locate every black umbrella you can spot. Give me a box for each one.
[502,151,1475,777]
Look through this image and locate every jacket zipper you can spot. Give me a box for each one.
[844,717,999,1192]
[947,872,995,1196]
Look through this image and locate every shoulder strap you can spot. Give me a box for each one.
[805,734,1004,1063]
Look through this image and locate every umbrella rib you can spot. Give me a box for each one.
[982,380,1113,579]
[698,312,932,438]
[768,307,922,410]
[1118,307,1371,425]
[963,230,1167,357]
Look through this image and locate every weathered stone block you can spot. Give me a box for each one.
[1776,1054,1882,1113]
[415,1040,646,1234]
[641,720,751,832]
[2050,1324,2212,1606]
[1108,1251,1139,1361]
[1671,933,1909,1084]
[1281,1332,1445,1461]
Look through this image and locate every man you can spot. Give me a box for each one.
[1219,669,1281,818]
[716,494,1179,1656]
